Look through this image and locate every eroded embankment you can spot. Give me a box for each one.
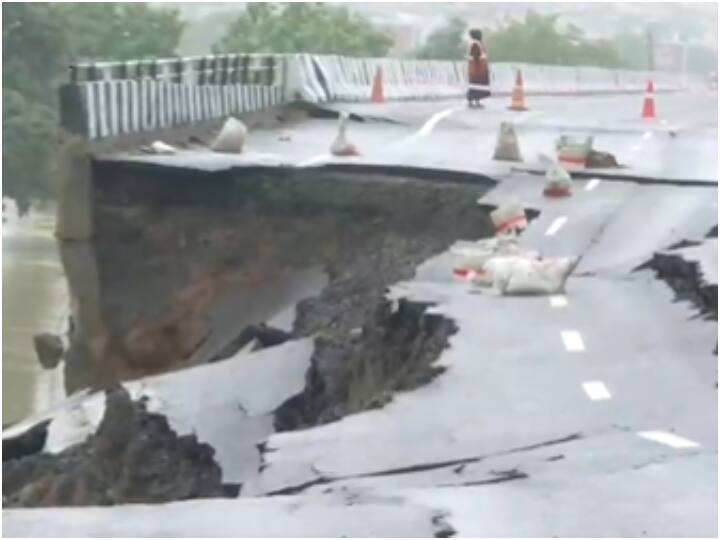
[66,161,495,395]
[3,387,225,507]
[275,298,458,430]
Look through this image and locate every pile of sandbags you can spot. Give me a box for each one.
[483,255,575,295]
[451,223,576,295]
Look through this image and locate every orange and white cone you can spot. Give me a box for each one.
[330,112,360,157]
[508,70,528,111]
[370,66,384,103]
[641,80,656,119]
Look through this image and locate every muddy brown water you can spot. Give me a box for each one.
[2,207,68,425]
[2,206,329,425]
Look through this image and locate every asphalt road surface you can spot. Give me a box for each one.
[5,90,717,537]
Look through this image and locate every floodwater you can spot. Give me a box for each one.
[2,203,69,425]
[2,200,328,425]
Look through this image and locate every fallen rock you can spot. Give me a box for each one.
[33,333,64,369]
[2,386,224,507]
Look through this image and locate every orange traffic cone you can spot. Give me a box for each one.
[508,70,528,111]
[641,80,656,119]
[371,67,384,103]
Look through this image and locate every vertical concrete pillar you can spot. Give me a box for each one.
[55,135,93,240]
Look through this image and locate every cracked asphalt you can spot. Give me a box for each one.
[5,89,718,537]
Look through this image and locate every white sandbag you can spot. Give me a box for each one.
[543,157,573,197]
[485,256,575,295]
[492,122,523,162]
[490,204,527,235]
[330,112,360,157]
[450,236,523,270]
[556,135,593,168]
[211,117,248,153]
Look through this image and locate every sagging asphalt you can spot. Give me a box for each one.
[5,90,718,537]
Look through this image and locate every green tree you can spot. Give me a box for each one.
[415,17,467,60]
[2,3,68,209]
[56,3,184,61]
[485,11,622,68]
[213,3,393,57]
[2,3,184,207]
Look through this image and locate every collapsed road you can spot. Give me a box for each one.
[3,88,718,537]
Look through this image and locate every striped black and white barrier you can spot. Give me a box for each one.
[285,55,687,103]
[60,51,689,141]
[60,54,287,140]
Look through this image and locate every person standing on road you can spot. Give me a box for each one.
[467,28,491,108]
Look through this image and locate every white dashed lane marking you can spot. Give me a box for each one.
[637,431,700,449]
[545,216,568,236]
[582,381,611,400]
[549,295,568,308]
[585,178,600,191]
[561,330,585,352]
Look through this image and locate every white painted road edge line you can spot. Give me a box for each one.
[561,330,585,352]
[585,178,601,191]
[637,431,700,449]
[400,106,461,146]
[549,295,568,308]
[418,107,459,136]
[582,381,612,401]
[545,216,568,236]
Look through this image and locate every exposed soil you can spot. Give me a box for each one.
[64,162,494,392]
[275,298,457,430]
[3,387,224,507]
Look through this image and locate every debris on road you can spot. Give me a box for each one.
[141,140,177,155]
[330,111,360,157]
[211,117,248,153]
[493,122,523,162]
